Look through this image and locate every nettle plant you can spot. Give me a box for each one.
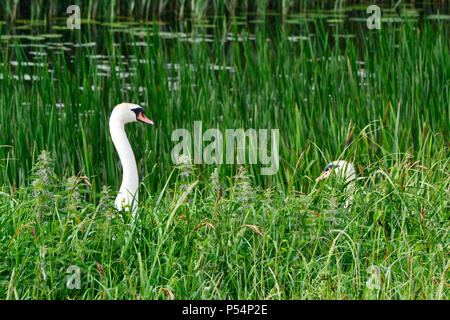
[26,150,100,221]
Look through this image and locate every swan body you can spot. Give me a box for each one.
[109,103,153,215]
[316,160,356,208]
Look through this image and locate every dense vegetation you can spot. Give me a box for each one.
[0,3,448,299]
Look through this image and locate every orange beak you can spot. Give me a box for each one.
[137,112,154,125]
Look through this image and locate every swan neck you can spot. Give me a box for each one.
[109,118,139,196]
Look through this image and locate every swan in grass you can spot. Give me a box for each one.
[109,103,153,216]
[316,160,356,183]
[316,160,356,208]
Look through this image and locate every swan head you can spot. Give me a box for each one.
[110,103,154,125]
[316,160,356,183]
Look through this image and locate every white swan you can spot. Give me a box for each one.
[316,160,356,183]
[316,160,356,208]
[109,103,153,215]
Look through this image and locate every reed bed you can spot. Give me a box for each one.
[0,11,449,299]
[1,0,448,21]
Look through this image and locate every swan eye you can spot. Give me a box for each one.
[324,164,333,172]
[131,107,145,119]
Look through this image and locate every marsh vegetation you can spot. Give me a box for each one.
[0,1,448,299]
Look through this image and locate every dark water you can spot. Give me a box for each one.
[1,2,448,81]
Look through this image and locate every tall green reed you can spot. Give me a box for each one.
[0,18,448,199]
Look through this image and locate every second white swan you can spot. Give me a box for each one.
[316,160,356,208]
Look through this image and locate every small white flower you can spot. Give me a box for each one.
[175,154,191,165]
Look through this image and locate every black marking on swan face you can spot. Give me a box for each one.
[131,107,146,121]
[324,164,333,171]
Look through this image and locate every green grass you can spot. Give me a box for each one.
[0,14,449,299]
[1,147,448,299]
